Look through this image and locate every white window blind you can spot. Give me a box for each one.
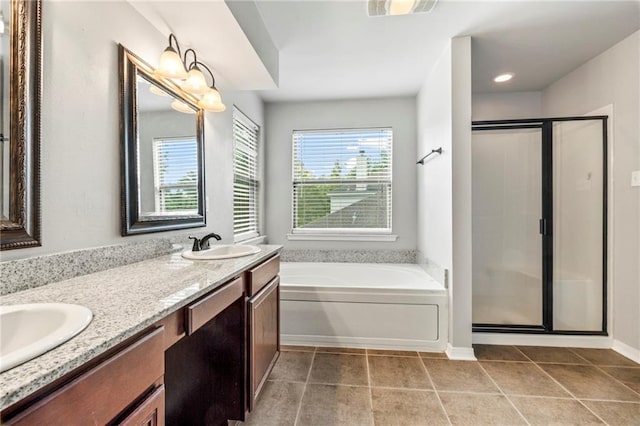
[292,128,392,233]
[152,137,199,214]
[233,108,260,242]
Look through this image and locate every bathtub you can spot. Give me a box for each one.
[279,262,448,351]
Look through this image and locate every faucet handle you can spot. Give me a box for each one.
[188,236,201,252]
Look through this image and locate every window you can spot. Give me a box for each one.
[152,137,199,214]
[292,128,392,234]
[233,108,260,242]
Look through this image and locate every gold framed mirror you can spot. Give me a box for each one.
[0,0,42,250]
[119,45,206,235]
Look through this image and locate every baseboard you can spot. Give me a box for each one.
[473,333,613,348]
[281,334,447,352]
[445,343,477,361]
[612,339,640,363]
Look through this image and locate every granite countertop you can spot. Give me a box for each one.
[0,244,281,411]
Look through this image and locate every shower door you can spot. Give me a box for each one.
[472,117,607,335]
[472,125,545,330]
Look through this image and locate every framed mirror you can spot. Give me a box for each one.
[119,45,206,235]
[0,0,42,250]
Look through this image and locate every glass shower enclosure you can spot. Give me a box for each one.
[472,116,607,334]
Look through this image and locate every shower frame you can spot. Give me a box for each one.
[471,116,608,336]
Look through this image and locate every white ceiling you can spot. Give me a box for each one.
[253,0,640,101]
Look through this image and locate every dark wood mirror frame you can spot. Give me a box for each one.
[1,0,42,250]
[119,45,206,236]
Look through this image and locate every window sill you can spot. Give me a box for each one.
[287,233,398,242]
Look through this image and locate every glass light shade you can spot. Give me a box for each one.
[389,0,416,15]
[171,99,196,114]
[182,67,209,95]
[198,89,226,112]
[156,47,187,80]
[198,94,226,112]
[197,87,223,110]
[149,84,170,97]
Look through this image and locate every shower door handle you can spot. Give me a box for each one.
[539,218,547,236]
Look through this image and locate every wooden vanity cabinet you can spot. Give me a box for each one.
[3,327,165,426]
[1,252,281,425]
[246,255,280,411]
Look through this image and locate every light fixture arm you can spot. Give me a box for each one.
[167,34,199,72]
[164,33,219,89]
[168,33,182,58]
[157,33,226,112]
[192,60,218,89]
[184,48,198,70]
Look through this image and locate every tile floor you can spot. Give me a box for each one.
[242,345,640,425]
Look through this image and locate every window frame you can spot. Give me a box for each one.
[290,127,393,238]
[232,107,261,243]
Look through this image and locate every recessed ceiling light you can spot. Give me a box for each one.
[494,73,514,83]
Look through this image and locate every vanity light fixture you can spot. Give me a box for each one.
[494,73,514,83]
[155,33,226,112]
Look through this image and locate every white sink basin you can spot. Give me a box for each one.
[182,244,261,260]
[0,303,93,373]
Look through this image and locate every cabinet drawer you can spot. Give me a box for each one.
[7,327,164,425]
[186,276,243,335]
[247,255,280,297]
[119,385,165,426]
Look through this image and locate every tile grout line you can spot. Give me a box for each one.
[562,348,640,420]
[364,349,375,426]
[525,348,637,425]
[418,354,452,425]
[582,361,640,399]
[293,347,317,426]
[513,346,610,425]
[475,347,531,426]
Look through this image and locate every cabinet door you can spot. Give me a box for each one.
[119,385,165,426]
[5,327,164,425]
[248,276,280,409]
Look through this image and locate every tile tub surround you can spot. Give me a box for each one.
[243,344,640,425]
[280,249,416,264]
[0,245,281,410]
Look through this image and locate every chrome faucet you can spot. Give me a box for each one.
[188,233,222,252]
